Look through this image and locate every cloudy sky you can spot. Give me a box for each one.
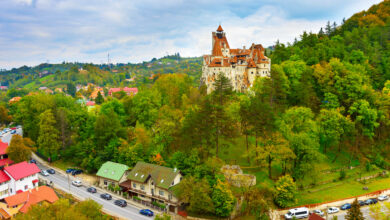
[0,0,383,69]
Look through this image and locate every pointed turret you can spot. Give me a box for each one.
[217,25,224,32]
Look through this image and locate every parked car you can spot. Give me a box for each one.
[10,130,16,134]
[40,170,49,176]
[47,169,55,174]
[358,200,366,206]
[378,195,389,201]
[114,199,127,207]
[327,207,339,214]
[71,169,83,176]
[310,209,324,217]
[29,159,37,164]
[340,203,352,210]
[365,198,378,205]
[71,180,82,187]
[100,193,112,200]
[284,207,309,219]
[139,209,154,217]
[87,187,97,193]
[66,168,75,173]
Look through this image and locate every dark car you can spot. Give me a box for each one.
[10,130,16,134]
[365,198,378,205]
[29,159,37,164]
[87,187,97,193]
[47,169,55,174]
[139,209,154,217]
[100,193,112,200]
[66,168,75,173]
[340,203,352,210]
[358,200,366,206]
[72,169,83,176]
[114,199,127,207]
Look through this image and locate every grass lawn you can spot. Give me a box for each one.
[296,175,390,206]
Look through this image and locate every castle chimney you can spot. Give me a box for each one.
[243,46,246,50]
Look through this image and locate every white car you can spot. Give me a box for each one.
[40,170,49,176]
[72,180,82,187]
[310,209,324,216]
[327,207,339,214]
[378,195,389,201]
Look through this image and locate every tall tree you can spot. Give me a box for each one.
[7,135,35,163]
[67,82,76,97]
[37,109,60,161]
[212,179,236,217]
[210,73,235,157]
[346,199,364,220]
[95,91,104,104]
[274,175,297,208]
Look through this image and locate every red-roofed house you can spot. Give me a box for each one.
[4,186,58,215]
[108,87,138,96]
[0,170,11,200]
[309,213,325,220]
[86,101,95,106]
[0,141,14,169]
[3,161,40,196]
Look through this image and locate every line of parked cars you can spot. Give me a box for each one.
[85,186,154,216]
[285,194,390,219]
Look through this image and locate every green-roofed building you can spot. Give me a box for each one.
[96,161,129,188]
[121,161,182,213]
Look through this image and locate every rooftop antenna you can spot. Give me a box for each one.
[107,53,111,69]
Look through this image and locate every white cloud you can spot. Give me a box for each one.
[0,0,384,69]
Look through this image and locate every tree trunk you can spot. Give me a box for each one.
[268,155,272,179]
[245,132,250,164]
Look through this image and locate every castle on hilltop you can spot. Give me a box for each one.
[201,25,271,93]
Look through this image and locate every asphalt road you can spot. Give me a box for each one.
[36,162,154,220]
[1,128,154,220]
[1,127,23,144]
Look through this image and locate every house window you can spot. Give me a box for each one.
[133,183,136,188]
[141,185,145,190]
[169,194,172,200]
[10,189,12,193]
[104,180,107,185]
[159,190,164,196]
[25,185,28,190]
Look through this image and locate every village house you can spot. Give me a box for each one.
[89,87,104,100]
[96,161,129,188]
[0,86,8,91]
[0,142,14,169]
[0,186,58,218]
[201,25,271,93]
[108,87,138,96]
[121,162,182,213]
[3,161,40,197]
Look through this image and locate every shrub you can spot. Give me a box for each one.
[152,201,166,209]
[339,169,346,180]
[114,185,121,193]
[133,196,141,201]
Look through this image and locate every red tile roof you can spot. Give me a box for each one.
[5,186,59,213]
[0,170,10,183]
[309,213,325,220]
[0,158,13,167]
[86,101,95,106]
[0,141,8,155]
[4,161,40,180]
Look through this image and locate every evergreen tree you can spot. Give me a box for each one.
[211,73,235,157]
[95,91,104,104]
[37,109,60,161]
[318,27,325,36]
[66,82,76,97]
[346,199,364,220]
[325,21,332,36]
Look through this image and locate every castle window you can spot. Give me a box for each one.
[251,72,253,74]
